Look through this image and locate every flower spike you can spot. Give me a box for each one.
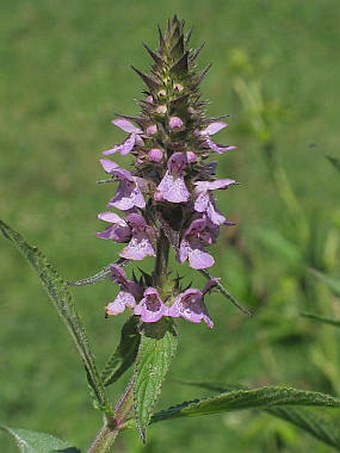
[95,16,253,325]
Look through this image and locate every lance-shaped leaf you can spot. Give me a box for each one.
[301,312,340,329]
[163,382,340,449]
[101,316,141,387]
[133,319,178,442]
[0,424,80,453]
[0,220,109,413]
[151,386,340,420]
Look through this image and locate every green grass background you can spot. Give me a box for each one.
[0,0,339,451]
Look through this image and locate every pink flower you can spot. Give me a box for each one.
[105,265,143,316]
[168,283,216,328]
[178,217,215,269]
[134,288,169,322]
[201,121,236,154]
[97,212,155,261]
[100,159,146,211]
[155,152,190,203]
[103,119,144,156]
[194,179,235,225]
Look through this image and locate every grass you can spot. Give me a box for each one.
[0,0,339,451]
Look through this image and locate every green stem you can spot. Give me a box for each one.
[153,229,170,289]
[88,384,134,452]
[88,419,119,453]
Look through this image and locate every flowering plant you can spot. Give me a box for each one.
[1,16,339,453]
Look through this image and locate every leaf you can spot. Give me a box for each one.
[301,312,340,328]
[0,220,109,413]
[267,406,340,450]
[309,268,340,297]
[0,424,80,453]
[152,386,340,421]
[101,316,141,387]
[326,155,340,173]
[166,382,340,449]
[133,319,178,442]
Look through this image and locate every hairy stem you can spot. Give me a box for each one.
[88,384,134,452]
[88,419,119,453]
[153,229,170,289]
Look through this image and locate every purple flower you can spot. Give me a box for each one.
[100,159,146,211]
[155,152,190,203]
[148,148,164,162]
[97,212,132,242]
[169,116,184,130]
[103,119,144,156]
[201,121,236,154]
[194,179,235,225]
[97,212,155,261]
[178,217,215,269]
[106,265,142,316]
[134,287,169,322]
[120,213,155,260]
[168,287,214,328]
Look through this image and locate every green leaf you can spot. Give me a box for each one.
[133,319,178,442]
[0,424,80,453]
[326,155,340,173]
[301,312,340,328]
[267,406,340,450]
[101,316,141,387]
[309,268,340,297]
[0,220,109,414]
[152,386,340,421]
[167,382,340,449]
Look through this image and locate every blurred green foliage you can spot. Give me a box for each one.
[0,0,339,451]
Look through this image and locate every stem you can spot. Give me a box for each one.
[88,384,134,452]
[88,419,119,453]
[153,229,170,288]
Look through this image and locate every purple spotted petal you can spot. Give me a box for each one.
[201,121,227,136]
[120,236,155,260]
[106,291,136,316]
[167,152,187,174]
[156,172,190,203]
[119,213,155,260]
[194,192,226,226]
[100,159,120,174]
[97,212,131,242]
[106,166,146,211]
[112,119,141,134]
[178,217,215,269]
[103,134,137,156]
[205,137,236,154]
[168,288,213,328]
[194,179,235,192]
[188,246,215,269]
[134,288,169,323]
[110,264,142,298]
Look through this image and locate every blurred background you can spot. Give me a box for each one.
[0,0,339,451]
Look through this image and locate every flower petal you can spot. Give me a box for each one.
[156,172,190,203]
[120,236,155,260]
[202,121,227,136]
[188,247,215,269]
[134,288,169,323]
[112,119,141,134]
[205,137,236,154]
[106,291,136,316]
